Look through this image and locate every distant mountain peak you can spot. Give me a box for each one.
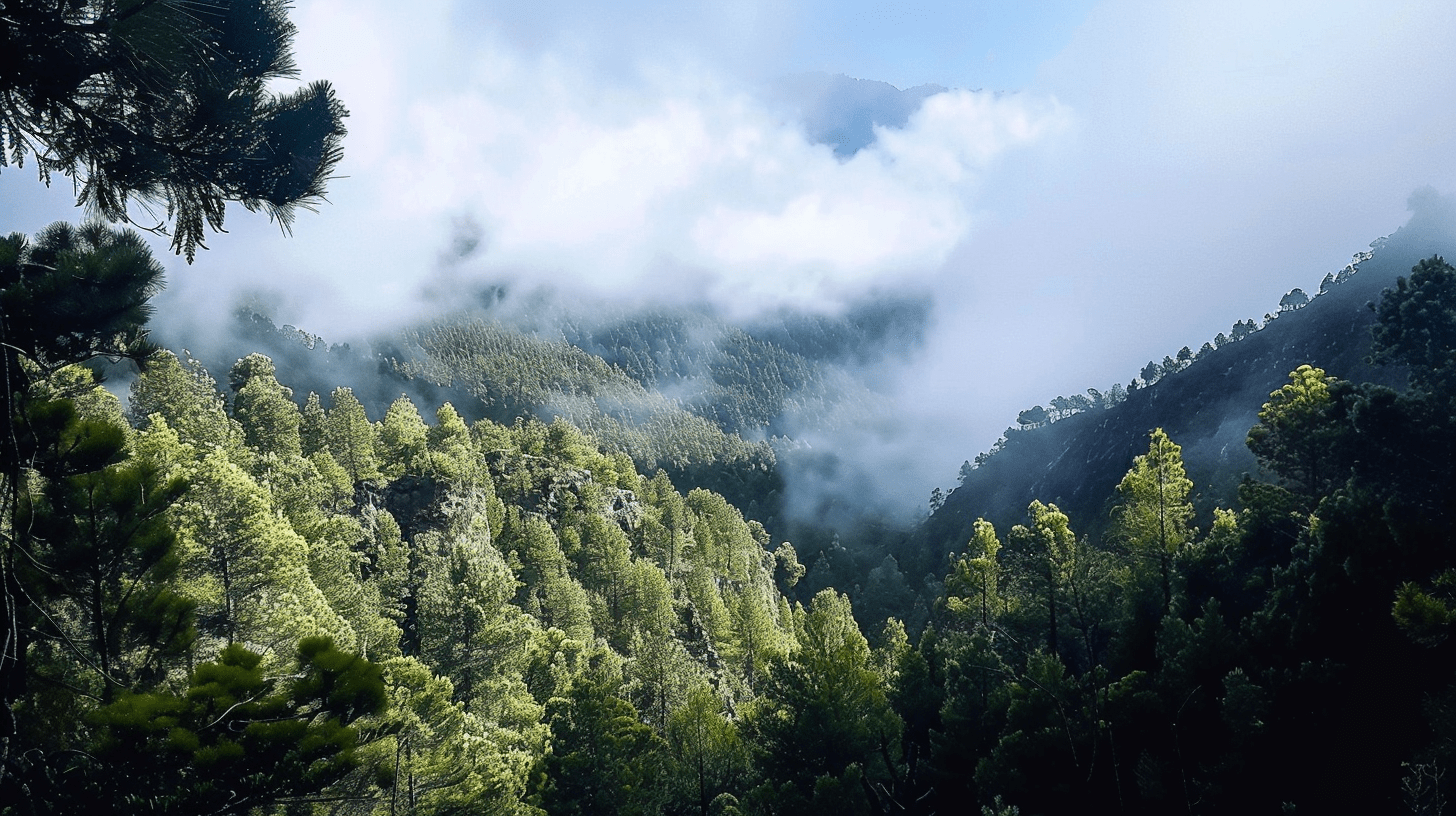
[769,72,949,158]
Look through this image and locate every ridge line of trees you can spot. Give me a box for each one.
[964,243,1386,478]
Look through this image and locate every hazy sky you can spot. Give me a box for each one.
[4,0,1456,502]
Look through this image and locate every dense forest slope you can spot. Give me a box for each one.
[183,293,929,540]
[12,210,1456,816]
[16,3,1456,813]
[929,207,1456,553]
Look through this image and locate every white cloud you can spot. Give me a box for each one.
[885,0,1456,494]
[416,71,1068,314]
[222,3,1071,332]
[96,0,1456,512]
[689,91,1069,302]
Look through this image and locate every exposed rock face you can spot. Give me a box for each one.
[360,475,449,542]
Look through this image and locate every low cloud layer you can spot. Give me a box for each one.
[252,5,1072,326]
[4,0,1456,518]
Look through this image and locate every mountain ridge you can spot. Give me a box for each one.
[926,206,1456,557]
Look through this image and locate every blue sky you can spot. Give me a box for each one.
[779,0,1098,89]
[4,0,1455,507]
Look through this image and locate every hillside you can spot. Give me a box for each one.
[15,211,1456,816]
[927,208,1456,555]
[171,294,928,543]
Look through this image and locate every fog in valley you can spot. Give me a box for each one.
[12,4,1456,815]
[4,0,1454,519]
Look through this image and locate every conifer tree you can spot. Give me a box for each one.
[0,0,348,259]
[509,513,595,644]
[946,519,1005,631]
[130,349,246,457]
[1010,501,1078,659]
[534,678,669,816]
[627,629,703,734]
[745,590,900,806]
[228,353,303,460]
[725,576,789,690]
[1113,429,1194,614]
[324,386,382,484]
[1246,365,1344,497]
[173,450,353,653]
[15,401,192,703]
[1,222,172,781]
[300,390,328,457]
[425,402,480,484]
[1372,256,1456,395]
[415,509,530,705]
[667,683,749,816]
[378,395,429,479]
[48,637,386,816]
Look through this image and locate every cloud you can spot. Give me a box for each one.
[10,0,1456,521]
[392,61,1067,317]
[878,0,1456,504]
[169,1,1070,337]
[769,73,947,157]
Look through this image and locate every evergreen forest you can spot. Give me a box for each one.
[4,3,1456,815]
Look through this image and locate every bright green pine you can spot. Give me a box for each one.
[945,518,1006,630]
[130,350,247,459]
[324,386,383,483]
[229,353,304,461]
[1009,501,1079,659]
[1112,429,1194,614]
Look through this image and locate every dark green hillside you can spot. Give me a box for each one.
[555,309,833,436]
[20,214,1456,815]
[551,296,927,436]
[929,213,1456,556]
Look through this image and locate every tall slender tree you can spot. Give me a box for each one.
[0,222,168,777]
[1112,429,1194,614]
[1010,501,1078,659]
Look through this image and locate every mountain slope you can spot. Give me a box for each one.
[169,294,930,542]
[927,207,1456,555]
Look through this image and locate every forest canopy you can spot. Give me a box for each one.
[4,215,1456,814]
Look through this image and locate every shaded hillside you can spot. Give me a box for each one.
[927,210,1456,556]
[551,299,923,438]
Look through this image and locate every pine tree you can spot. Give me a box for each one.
[300,390,328,457]
[324,386,381,484]
[378,395,429,479]
[50,637,386,816]
[228,353,303,460]
[173,450,352,654]
[534,678,669,816]
[667,684,749,816]
[1112,429,1194,614]
[415,499,530,705]
[0,222,172,781]
[425,402,480,484]
[744,590,901,803]
[1246,365,1345,497]
[14,401,192,703]
[130,349,246,457]
[0,0,348,259]
[946,519,1006,631]
[1010,501,1078,659]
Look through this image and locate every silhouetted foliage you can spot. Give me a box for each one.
[0,0,347,259]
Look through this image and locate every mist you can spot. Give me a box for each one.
[4,0,1456,523]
